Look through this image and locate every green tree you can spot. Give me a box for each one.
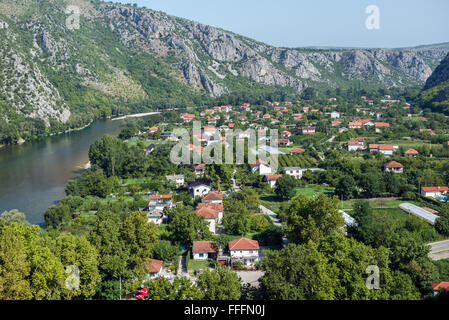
[145,276,204,300]
[197,267,242,300]
[335,175,357,200]
[169,210,212,246]
[274,175,297,200]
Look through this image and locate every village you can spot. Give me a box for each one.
[100,92,449,298]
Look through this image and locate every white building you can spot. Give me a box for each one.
[330,111,340,119]
[250,160,272,175]
[421,186,449,198]
[147,209,165,225]
[264,174,282,188]
[195,207,219,234]
[347,138,365,152]
[148,195,173,211]
[228,237,260,266]
[187,179,212,198]
[283,167,303,179]
[166,174,185,187]
[192,241,217,260]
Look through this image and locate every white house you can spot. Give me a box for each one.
[201,192,223,204]
[148,195,173,211]
[347,138,365,151]
[187,179,212,198]
[228,237,260,266]
[198,202,224,224]
[166,174,185,187]
[283,167,303,179]
[330,111,340,119]
[263,174,282,188]
[194,164,206,176]
[147,209,165,225]
[195,207,218,234]
[250,160,272,175]
[421,186,449,198]
[146,259,164,280]
[192,241,217,260]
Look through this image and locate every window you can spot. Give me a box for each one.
[199,253,204,258]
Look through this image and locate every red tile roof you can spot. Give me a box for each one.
[384,161,403,168]
[198,202,223,212]
[195,207,219,219]
[432,282,449,292]
[290,147,305,154]
[202,192,223,201]
[264,174,283,181]
[148,259,163,273]
[422,186,449,192]
[405,149,419,155]
[228,237,259,251]
[149,195,172,200]
[193,241,217,253]
[250,159,270,168]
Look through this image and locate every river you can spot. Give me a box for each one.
[0,118,136,226]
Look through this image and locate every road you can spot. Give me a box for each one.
[428,239,449,260]
[259,205,281,227]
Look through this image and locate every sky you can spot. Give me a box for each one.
[111,0,449,49]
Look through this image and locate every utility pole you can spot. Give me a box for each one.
[119,275,122,300]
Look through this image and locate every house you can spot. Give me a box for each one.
[147,259,164,279]
[282,130,292,138]
[148,195,173,211]
[302,127,316,135]
[404,149,419,157]
[378,144,395,156]
[349,121,362,129]
[195,207,219,234]
[331,121,341,127]
[330,111,340,119]
[290,148,305,155]
[283,167,303,179]
[202,192,223,203]
[166,174,185,187]
[194,164,206,176]
[250,159,272,175]
[180,113,195,123]
[384,161,403,173]
[370,144,395,156]
[228,237,260,266]
[187,179,212,198]
[147,209,165,225]
[432,282,449,296]
[198,202,223,224]
[347,138,365,151]
[263,174,283,188]
[276,139,292,147]
[192,241,218,260]
[375,122,390,132]
[147,127,158,134]
[421,186,449,198]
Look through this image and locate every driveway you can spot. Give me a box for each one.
[428,239,449,260]
[236,271,265,287]
[259,205,281,227]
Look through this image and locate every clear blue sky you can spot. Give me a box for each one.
[112,0,449,48]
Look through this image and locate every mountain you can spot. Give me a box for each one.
[0,0,448,143]
[417,53,449,115]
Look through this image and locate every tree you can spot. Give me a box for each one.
[274,175,297,200]
[223,211,252,235]
[169,210,212,246]
[0,209,29,225]
[0,224,33,300]
[151,240,180,263]
[121,211,159,278]
[335,176,357,200]
[145,276,203,300]
[435,204,449,236]
[197,267,242,300]
[258,242,339,300]
[251,215,268,232]
[284,195,344,244]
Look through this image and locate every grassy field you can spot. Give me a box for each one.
[296,185,335,197]
[187,259,211,271]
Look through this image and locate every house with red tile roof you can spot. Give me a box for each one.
[404,149,419,157]
[263,174,283,188]
[202,192,223,203]
[432,282,449,296]
[148,195,173,211]
[302,127,316,135]
[147,259,164,279]
[195,207,219,234]
[421,186,449,198]
[192,241,218,260]
[228,237,260,266]
[347,138,365,151]
[250,160,272,175]
[290,147,305,155]
[384,161,403,173]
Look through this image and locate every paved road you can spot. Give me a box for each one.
[428,239,449,261]
[259,205,281,227]
[236,271,264,287]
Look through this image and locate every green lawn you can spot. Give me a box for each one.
[296,185,335,197]
[187,259,211,271]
